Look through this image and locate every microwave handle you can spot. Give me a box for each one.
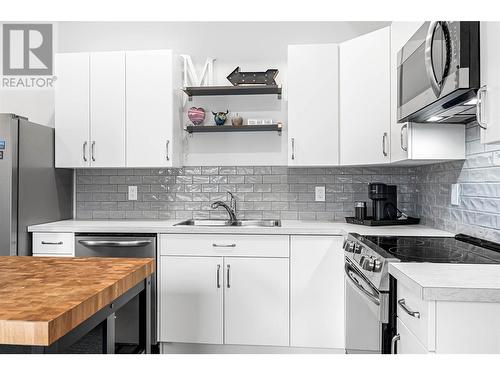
[424,21,452,97]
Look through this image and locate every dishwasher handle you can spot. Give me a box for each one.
[78,239,152,248]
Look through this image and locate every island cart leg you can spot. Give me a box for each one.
[102,312,116,354]
[139,276,151,354]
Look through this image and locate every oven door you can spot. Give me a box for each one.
[397,21,464,122]
[345,259,388,354]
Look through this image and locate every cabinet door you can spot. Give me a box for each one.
[89,51,126,167]
[291,236,344,349]
[480,22,500,144]
[340,27,391,165]
[160,256,223,344]
[288,44,339,166]
[390,22,425,162]
[396,318,428,354]
[224,257,289,346]
[126,50,177,167]
[55,53,90,168]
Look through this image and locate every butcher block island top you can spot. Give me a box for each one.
[0,256,154,346]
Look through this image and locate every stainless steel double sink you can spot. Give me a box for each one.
[174,219,281,227]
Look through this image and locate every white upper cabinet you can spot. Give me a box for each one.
[55,53,90,168]
[89,52,126,168]
[126,50,181,167]
[340,27,391,165]
[287,44,339,166]
[480,22,500,144]
[55,49,180,168]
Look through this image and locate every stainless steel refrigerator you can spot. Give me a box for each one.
[0,113,73,256]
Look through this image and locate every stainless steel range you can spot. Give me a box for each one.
[344,233,500,354]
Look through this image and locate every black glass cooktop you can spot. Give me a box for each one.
[363,234,500,264]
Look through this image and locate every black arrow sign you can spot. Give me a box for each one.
[227,67,278,86]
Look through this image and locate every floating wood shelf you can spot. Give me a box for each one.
[185,123,282,135]
[182,85,282,100]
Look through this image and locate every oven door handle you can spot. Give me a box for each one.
[345,262,380,306]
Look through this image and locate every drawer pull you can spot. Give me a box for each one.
[41,241,63,245]
[398,298,420,319]
[212,243,236,248]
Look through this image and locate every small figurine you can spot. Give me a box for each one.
[188,107,205,125]
[231,113,243,127]
[212,110,229,126]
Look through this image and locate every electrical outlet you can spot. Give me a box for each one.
[315,186,326,202]
[128,186,138,201]
[451,184,460,206]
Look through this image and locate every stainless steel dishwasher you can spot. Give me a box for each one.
[75,233,157,348]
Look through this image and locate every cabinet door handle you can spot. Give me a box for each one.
[476,86,487,130]
[391,334,400,354]
[226,264,231,288]
[382,132,388,157]
[216,264,221,288]
[166,140,170,161]
[291,137,295,160]
[83,141,88,162]
[41,241,63,245]
[212,243,236,248]
[91,141,96,162]
[398,298,420,318]
[400,124,408,151]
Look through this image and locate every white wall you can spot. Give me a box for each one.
[2,21,389,163]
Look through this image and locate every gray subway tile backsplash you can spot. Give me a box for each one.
[76,165,420,223]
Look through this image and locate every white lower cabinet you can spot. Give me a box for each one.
[160,256,223,344]
[159,234,290,348]
[290,236,344,349]
[224,257,289,346]
[32,232,75,256]
[159,234,343,351]
[396,318,427,354]
[395,277,500,354]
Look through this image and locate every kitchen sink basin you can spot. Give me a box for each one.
[174,219,281,227]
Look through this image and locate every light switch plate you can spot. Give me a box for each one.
[451,184,460,206]
[128,186,138,201]
[315,186,326,202]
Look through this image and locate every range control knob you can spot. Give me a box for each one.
[359,256,377,272]
[373,259,382,272]
[343,240,356,253]
[353,243,363,254]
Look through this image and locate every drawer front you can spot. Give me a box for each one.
[160,234,289,257]
[32,232,75,255]
[396,318,428,354]
[397,282,435,351]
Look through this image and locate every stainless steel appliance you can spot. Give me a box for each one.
[75,234,157,349]
[344,233,500,354]
[397,22,480,124]
[0,113,73,256]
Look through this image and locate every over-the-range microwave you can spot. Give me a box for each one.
[397,21,480,124]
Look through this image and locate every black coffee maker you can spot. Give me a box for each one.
[368,183,398,221]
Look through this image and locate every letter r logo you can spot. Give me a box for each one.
[3,24,53,75]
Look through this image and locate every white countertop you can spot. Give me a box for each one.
[28,219,454,237]
[389,262,500,303]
